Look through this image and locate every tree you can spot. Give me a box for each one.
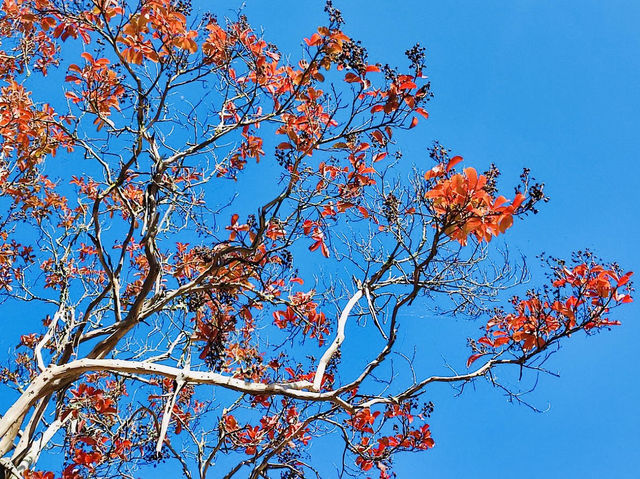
[0,0,633,478]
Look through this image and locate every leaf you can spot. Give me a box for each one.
[371,130,384,144]
[466,353,485,368]
[409,117,418,129]
[331,31,350,42]
[617,271,633,287]
[80,52,94,63]
[464,167,478,188]
[404,95,415,108]
[498,214,513,233]
[304,33,323,47]
[357,206,369,218]
[277,142,293,150]
[373,152,387,163]
[512,193,526,209]
[424,165,444,180]
[415,107,429,119]
[344,72,362,83]
[493,195,508,209]
[446,155,463,172]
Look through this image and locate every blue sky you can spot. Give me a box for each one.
[1,1,638,477]
[228,1,640,477]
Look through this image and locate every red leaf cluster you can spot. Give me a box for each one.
[468,257,633,366]
[424,157,525,245]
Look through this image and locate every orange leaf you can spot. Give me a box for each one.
[498,215,513,233]
[304,33,323,47]
[446,155,463,172]
[493,196,508,209]
[415,107,429,119]
[424,165,444,180]
[80,52,94,63]
[512,193,525,209]
[464,167,478,188]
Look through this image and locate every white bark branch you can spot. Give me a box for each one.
[0,358,327,455]
[312,289,363,391]
[155,375,184,454]
[10,416,69,478]
[34,305,67,372]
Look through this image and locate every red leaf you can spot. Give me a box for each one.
[277,142,293,150]
[466,353,485,368]
[361,460,374,471]
[371,130,385,144]
[400,80,417,90]
[617,271,633,287]
[409,117,418,129]
[344,72,362,83]
[445,155,463,172]
[493,336,510,347]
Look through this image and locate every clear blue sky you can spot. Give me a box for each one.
[2,1,638,477]
[227,1,640,477]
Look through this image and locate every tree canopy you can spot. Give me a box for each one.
[0,1,633,478]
